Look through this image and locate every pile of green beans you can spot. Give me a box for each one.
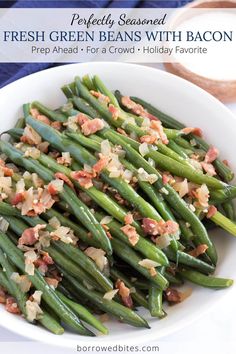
[0,74,234,337]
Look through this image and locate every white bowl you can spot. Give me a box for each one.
[0,62,235,347]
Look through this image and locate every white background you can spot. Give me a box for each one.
[0,64,236,354]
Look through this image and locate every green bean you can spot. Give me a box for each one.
[0,247,27,317]
[101,130,218,264]
[23,103,31,119]
[179,269,233,289]
[164,271,183,285]
[0,231,94,336]
[3,211,108,292]
[95,212,169,266]
[178,220,194,242]
[32,101,67,122]
[0,140,112,255]
[129,96,234,182]
[164,249,215,274]
[148,266,165,318]
[110,268,148,309]
[222,201,236,221]
[71,96,101,118]
[56,291,108,334]
[167,140,190,160]
[61,268,150,328]
[0,269,64,334]
[111,238,169,290]
[42,208,99,247]
[51,241,113,292]
[210,211,236,236]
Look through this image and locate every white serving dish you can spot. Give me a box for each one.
[0,62,235,348]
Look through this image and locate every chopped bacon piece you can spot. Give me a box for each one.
[45,277,59,289]
[108,104,120,120]
[120,224,139,246]
[75,113,89,126]
[51,121,62,131]
[81,118,105,136]
[34,258,48,274]
[37,141,49,153]
[71,170,94,189]
[188,244,208,257]
[140,135,157,144]
[30,108,40,118]
[18,224,46,246]
[54,172,74,190]
[150,120,169,145]
[165,288,181,303]
[5,297,21,314]
[207,205,217,218]
[2,166,14,177]
[11,192,25,205]
[115,279,133,308]
[181,127,203,137]
[121,96,147,117]
[204,146,219,164]
[42,253,54,265]
[47,183,58,196]
[162,173,170,185]
[90,90,110,105]
[92,155,109,175]
[142,218,179,236]
[124,213,134,225]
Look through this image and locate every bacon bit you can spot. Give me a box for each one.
[117,128,128,136]
[162,174,170,185]
[1,166,14,177]
[75,113,89,126]
[204,146,219,164]
[42,252,54,265]
[115,279,133,309]
[47,183,58,196]
[57,152,72,167]
[142,218,179,236]
[45,277,59,289]
[193,184,209,208]
[48,269,62,282]
[30,108,40,118]
[51,121,62,131]
[181,127,203,137]
[188,244,208,258]
[165,287,192,304]
[0,287,6,304]
[81,118,105,136]
[149,267,157,277]
[71,170,94,189]
[11,192,25,205]
[92,155,109,175]
[37,115,51,125]
[54,172,74,190]
[140,135,157,144]
[114,193,127,206]
[5,297,21,314]
[120,224,139,246]
[109,104,120,120]
[124,213,134,225]
[207,205,217,218]
[223,159,230,167]
[34,258,48,274]
[18,224,46,246]
[20,125,42,145]
[121,96,147,117]
[90,90,110,105]
[150,120,169,145]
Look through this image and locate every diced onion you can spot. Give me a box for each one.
[139,143,149,156]
[138,259,161,269]
[103,289,119,301]
[100,216,113,225]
